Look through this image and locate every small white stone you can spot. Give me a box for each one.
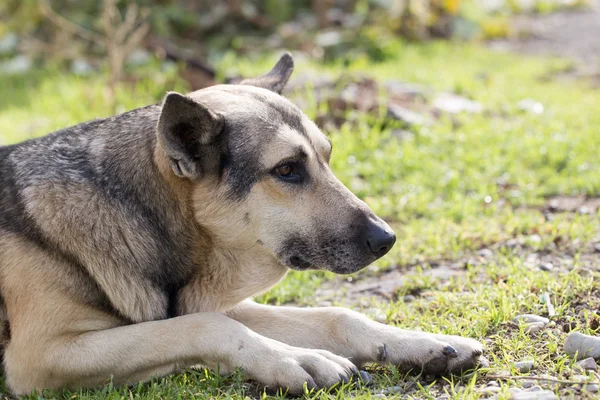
[514,359,534,373]
[518,99,545,115]
[582,383,600,393]
[478,248,494,258]
[565,332,600,360]
[478,386,501,395]
[365,308,387,323]
[510,389,557,400]
[521,380,535,388]
[525,321,546,333]
[576,357,598,371]
[383,386,403,394]
[525,385,542,392]
[513,314,550,325]
[527,234,542,243]
[539,262,553,271]
[403,294,416,303]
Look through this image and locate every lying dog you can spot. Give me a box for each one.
[0,53,483,395]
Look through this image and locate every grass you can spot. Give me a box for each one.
[1,41,600,399]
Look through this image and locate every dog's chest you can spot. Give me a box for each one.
[176,249,288,314]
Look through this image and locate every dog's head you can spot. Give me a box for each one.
[156,53,395,274]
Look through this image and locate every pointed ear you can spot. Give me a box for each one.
[157,92,224,180]
[240,52,294,94]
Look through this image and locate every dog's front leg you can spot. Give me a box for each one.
[227,300,483,374]
[6,312,357,395]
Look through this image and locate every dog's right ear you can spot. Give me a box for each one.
[157,92,224,180]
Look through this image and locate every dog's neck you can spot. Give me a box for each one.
[153,146,290,314]
[177,243,288,314]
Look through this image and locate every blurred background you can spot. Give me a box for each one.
[0,0,594,105]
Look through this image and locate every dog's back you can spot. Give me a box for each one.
[0,106,200,326]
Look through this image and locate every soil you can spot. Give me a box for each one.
[488,0,600,63]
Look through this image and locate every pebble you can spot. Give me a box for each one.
[564,332,600,360]
[518,99,545,115]
[527,234,542,244]
[526,385,542,392]
[504,238,520,248]
[525,322,547,333]
[387,104,428,126]
[432,93,483,114]
[514,314,550,325]
[576,357,598,371]
[403,294,416,303]
[487,381,499,387]
[365,308,387,323]
[513,314,549,333]
[521,380,535,388]
[582,383,600,393]
[510,389,557,400]
[477,386,501,395]
[478,356,491,368]
[0,55,33,75]
[358,370,373,385]
[477,248,494,258]
[539,262,553,271]
[382,385,403,394]
[514,359,534,373]
[0,33,18,55]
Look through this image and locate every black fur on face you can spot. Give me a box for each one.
[277,214,385,275]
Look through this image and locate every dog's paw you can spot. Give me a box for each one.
[377,328,484,375]
[432,334,484,373]
[243,342,359,395]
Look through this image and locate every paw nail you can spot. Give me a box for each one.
[338,373,350,384]
[358,370,373,385]
[443,345,458,358]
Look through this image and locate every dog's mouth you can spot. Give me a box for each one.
[286,253,373,275]
[288,255,312,270]
[279,229,395,274]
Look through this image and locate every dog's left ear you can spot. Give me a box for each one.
[157,92,224,180]
[240,52,294,94]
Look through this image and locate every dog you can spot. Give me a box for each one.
[0,53,483,395]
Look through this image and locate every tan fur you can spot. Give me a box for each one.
[21,181,170,322]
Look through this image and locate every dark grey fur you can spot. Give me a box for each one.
[0,106,196,320]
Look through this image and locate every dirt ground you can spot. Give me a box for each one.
[488,0,600,63]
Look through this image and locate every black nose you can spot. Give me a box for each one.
[366,224,396,256]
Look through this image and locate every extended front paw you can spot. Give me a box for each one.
[378,329,484,375]
[242,340,359,394]
[431,334,484,373]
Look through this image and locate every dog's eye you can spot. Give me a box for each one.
[273,162,303,183]
[276,164,293,177]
